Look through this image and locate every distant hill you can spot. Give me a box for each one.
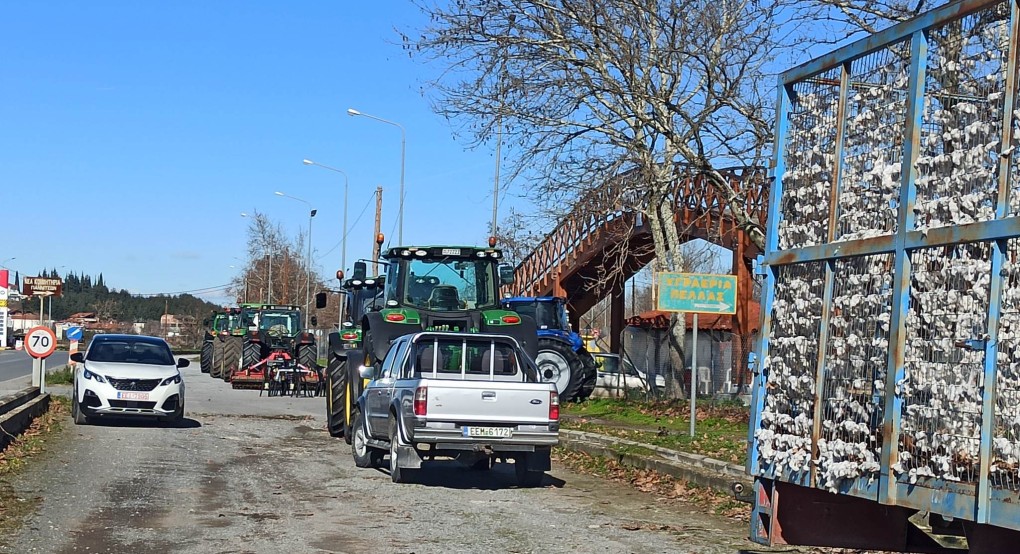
[28,270,221,323]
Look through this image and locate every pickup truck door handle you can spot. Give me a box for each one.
[481,391,496,401]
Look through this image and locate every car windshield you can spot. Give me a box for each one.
[399,258,498,311]
[87,340,174,365]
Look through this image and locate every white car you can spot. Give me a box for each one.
[590,353,665,397]
[70,334,188,425]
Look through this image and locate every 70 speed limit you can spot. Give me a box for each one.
[25,326,57,359]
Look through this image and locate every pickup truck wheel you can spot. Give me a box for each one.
[325,354,347,438]
[351,411,382,468]
[515,454,544,487]
[389,418,411,483]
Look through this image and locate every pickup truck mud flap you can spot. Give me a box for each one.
[396,443,422,469]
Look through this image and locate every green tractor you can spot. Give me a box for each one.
[200,310,230,374]
[210,307,244,380]
[322,245,537,442]
[231,303,318,391]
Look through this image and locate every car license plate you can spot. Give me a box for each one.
[463,426,512,438]
[116,392,149,400]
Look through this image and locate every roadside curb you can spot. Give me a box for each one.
[0,388,51,452]
[558,429,750,496]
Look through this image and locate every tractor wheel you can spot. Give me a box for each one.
[575,349,598,402]
[535,338,583,403]
[200,340,213,374]
[297,343,317,373]
[325,353,348,439]
[242,341,261,374]
[210,338,224,379]
[221,336,243,382]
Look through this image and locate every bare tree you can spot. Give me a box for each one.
[809,0,945,35]
[405,0,794,367]
[231,211,321,313]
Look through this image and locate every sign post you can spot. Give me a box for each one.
[0,269,8,350]
[26,326,57,395]
[656,272,738,438]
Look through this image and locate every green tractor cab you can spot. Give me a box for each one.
[322,246,536,442]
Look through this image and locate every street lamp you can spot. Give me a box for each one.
[275,192,316,327]
[241,212,272,303]
[347,107,405,245]
[303,159,349,326]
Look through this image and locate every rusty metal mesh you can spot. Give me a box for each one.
[816,254,895,490]
[779,68,841,250]
[992,238,1020,490]
[837,42,912,242]
[916,4,1009,231]
[899,243,992,483]
[756,262,825,476]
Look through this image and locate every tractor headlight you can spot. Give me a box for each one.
[83,368,107,383]
[160,373,182,386]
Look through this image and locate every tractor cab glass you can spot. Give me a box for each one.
[506,300,563,330]
[391,257,499,312]
[259,310,301,336]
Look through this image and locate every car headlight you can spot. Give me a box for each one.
[160,373,182,386]
[82,368,107,383]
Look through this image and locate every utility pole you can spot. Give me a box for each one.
[163,298,169,340]
[373,186,383,275]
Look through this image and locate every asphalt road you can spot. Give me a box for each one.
[0,349,69,391]
[0,362,782,554]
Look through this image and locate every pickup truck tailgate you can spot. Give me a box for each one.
[424,379,553,424]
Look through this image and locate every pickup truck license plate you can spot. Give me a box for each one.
[463,426,512,438]
[116,392,149,400]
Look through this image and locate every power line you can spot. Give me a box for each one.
[318,193,376,259]
[131,283,233,298]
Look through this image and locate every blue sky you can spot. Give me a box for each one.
[1,2,515,304]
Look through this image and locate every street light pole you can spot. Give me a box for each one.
[347,108,405,245]
[303,159,349,327]
[275,192,316,327]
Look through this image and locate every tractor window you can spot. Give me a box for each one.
[259,311,300,335]
[509,301,560,330]
[401,258,498,311]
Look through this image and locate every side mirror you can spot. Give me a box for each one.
[353,261,367,281]
[358,365,376,380]
[177,358,190,368]
[315,292,328,309]
[499,264,515,285]
[310,315,318,326]
[70,352,85,363]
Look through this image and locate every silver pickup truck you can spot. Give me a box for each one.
[350,331,560,486]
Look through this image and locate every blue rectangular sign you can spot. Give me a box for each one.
[656,272,737,314]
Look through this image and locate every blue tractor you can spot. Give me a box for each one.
[502,296,597,402]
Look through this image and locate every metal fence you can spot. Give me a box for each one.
[752,0,1020,530]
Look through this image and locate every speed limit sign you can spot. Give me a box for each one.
[25,326,57,359]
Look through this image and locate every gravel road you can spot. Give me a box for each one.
[0,362,779,554]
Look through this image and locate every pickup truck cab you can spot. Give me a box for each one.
[351,331,559,486]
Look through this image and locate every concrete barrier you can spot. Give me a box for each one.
[0,388,51,452]
[558,429,751,496]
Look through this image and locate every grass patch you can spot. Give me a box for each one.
[45,366,74,386]
[562,398,750,465]
[554,448,749,521]
[0,397,69,540]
